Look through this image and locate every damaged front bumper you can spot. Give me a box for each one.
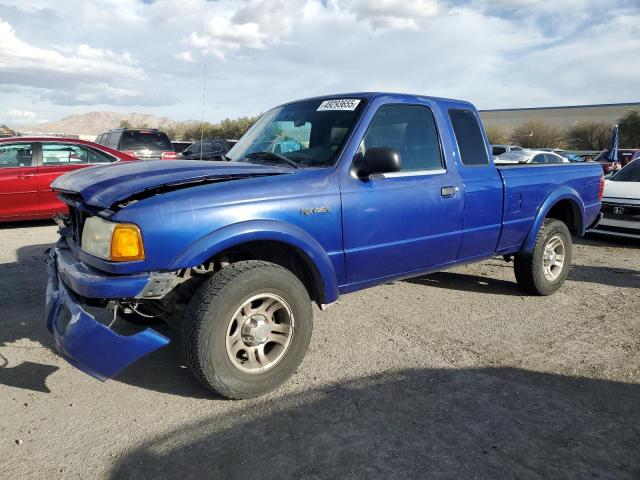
[45,247,169,381]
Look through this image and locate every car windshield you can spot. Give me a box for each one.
[498,151,530,162]
[610,160,640,182]
[227,98,366,167]
[120,131,173,150]
[185,141,224,155]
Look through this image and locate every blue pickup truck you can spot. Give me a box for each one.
[46,93,603,398]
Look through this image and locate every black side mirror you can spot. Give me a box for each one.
[356,147,401,178]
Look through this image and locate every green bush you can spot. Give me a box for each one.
[566,122,611,150]
[510,121,565,149]
[618,110,640,148]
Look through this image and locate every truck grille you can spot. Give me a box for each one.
[601,201,640,216]
[68,206,90,244]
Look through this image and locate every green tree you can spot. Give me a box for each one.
[0,124,16,137]
[618,110,640,148]
[166,116,260,141]
[565,122,611,150]
[510,121,565,149]
[119,119,133,129]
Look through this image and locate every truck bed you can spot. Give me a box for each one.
[496,163,603,253]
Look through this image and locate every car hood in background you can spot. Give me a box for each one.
[603,179,640,203]
[51,160,293,209]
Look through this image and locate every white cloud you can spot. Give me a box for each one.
[0,0,638,121]
[346,0,439,29]
[0,19,141,79]
[5,108,36,119]
[175,51,196,63]
[186,0,304,59]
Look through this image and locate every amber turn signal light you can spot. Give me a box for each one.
[110,223,145,261]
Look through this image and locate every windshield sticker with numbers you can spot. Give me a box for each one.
[317,99,361,111]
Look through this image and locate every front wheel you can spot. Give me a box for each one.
[514,218,572,295]
[181,260,313,399]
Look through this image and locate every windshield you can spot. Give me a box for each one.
[184,141,224,155]
[611,160,640,182]
[498,151,530,162]
[227,98,366,167]
[120,131,173,151]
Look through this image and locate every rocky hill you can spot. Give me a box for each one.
[22,112,178,136]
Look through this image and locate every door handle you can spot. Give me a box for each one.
[441,186,458,197]
[17,174,35,179]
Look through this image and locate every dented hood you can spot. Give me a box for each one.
[51,160,292,208]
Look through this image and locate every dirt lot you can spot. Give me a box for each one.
[0,222,639,479]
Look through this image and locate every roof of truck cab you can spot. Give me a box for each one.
[279,92,475,109]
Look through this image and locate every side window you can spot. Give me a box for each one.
[42,143,88,166]
[86,147,114,164]
[362,104,443,171]
[0,143,33,168]
[105,133,118,149]
[448,109,489,166]
[545,154,561,164]
[492,146,506,156]
[95,134,104,145]
[531,154,546,164]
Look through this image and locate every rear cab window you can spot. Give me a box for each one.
[120,131,173,151]
[448,109,489,167]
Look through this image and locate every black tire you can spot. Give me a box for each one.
[181,260,313,399]
[514,218,572,295]
[118,307,161,326]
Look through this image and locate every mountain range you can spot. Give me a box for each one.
[21,112,179,136]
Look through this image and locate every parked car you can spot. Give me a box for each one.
[180,139,237,161]
[171,140,192,154]
[46,92,603,399]
[491,144,523,157]
[594,148,640,175]
[494,149,568,165]
[95,128,176,160]
[590,159,640,238]
[0,137,136,222]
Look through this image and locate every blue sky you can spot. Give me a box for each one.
[0,0,638,125]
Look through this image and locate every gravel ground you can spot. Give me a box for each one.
[1,222,639,479]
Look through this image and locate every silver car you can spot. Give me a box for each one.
[495,149,568,165]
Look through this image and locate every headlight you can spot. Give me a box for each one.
[81,217,145,262]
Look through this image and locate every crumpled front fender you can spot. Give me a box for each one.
[46,249,169,381]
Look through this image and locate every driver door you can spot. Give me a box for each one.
[340,103,464,286]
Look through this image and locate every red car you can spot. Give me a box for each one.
[594,148,640,175]
[0,137,136,222]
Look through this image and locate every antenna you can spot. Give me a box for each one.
[199,55,207,161]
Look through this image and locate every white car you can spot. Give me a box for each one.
[491,144,524,157]
[594,160,640,238]
[494,149,569,165]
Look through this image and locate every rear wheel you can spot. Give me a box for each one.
[514,218,572,295]
[181,260,313,399]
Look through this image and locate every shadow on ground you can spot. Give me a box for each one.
[0,243,60,393]
[0,219,54,230]
[108,367,640,480]
[578,233,640,249]
[405,271,523,296]
[568,265,640,289]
